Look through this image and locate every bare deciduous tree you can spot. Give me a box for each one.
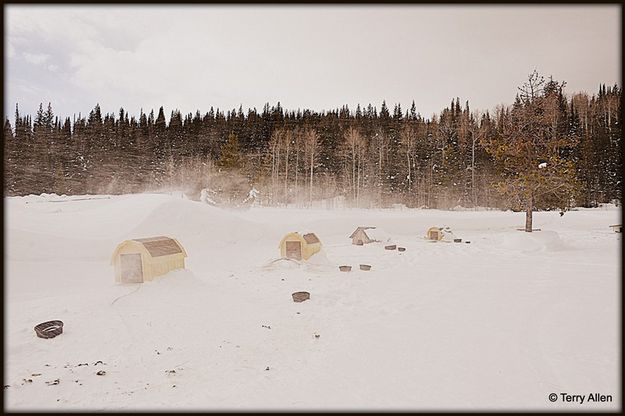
[343,127,364,205]
[304,127,320,207]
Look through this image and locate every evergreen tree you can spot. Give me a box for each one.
[484,71,580,231]
[4,74,619,207]
[218,132,241,169]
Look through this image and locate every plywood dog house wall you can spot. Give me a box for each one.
[349,227,376,245]
[112,236,187,283]
[279,232,322,261]
[426,227,444,241]
[349,227,392,245]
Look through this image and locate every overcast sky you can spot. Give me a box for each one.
[5,5,621,121]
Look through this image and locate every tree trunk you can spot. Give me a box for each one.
[284,140,289,205]
[294,145,299,206]
[352,146,356,201]
[309,151,314,207]
[525,191,534,232]
[356,147,362,207]
[378,146,383,206]
[471,135,476,207]
[406,150,411,192]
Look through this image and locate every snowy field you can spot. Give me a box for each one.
[4,193,621,411]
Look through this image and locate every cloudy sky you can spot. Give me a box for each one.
[5,5,621,121]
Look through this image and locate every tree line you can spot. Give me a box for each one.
[3,74,621,211]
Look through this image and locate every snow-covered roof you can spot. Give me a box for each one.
[349,226,375,238]
[364,228,392,243]
[303,233,320,244]
[132,236,185,257]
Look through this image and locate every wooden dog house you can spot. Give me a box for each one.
[112,236,187,283]
[349,227,376,245]
[349,226,392,245]
[279,232,321,261]
[426,226,444,241]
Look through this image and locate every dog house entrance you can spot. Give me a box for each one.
[121,253,143,283]
[285,241,302,260]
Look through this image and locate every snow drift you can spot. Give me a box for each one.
[4,193,620,411]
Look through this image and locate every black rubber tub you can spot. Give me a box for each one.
[292,292,310,302]
[34,320,64,339]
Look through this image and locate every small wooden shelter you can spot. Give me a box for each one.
[111,236,187,283]
[426,226,458,241]
[279,232,321,261]
[426,226,444,241]
[610,224,622,233]
[349,226,376,245]
[349,226,392,245]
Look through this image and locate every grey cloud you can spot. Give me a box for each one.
[5,5,620,121]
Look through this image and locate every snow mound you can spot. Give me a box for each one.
[18,193,113,204]
[261,248,333,271]
[305,248,333,266]
[6,193,269,262]
[499,230,568,252]
[262,257,303,270]
[125,197,265,244]
[365,228,393,244]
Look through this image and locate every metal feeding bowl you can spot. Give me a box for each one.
[339,265,352,272]
[34,320,64,339]
[397,247,406,252]
[359,264,371,271]
[292,291,310,303]
[384,245,397,250]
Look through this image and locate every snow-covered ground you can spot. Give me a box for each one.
[4,193,621,411]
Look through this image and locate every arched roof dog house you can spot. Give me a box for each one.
[111,236,187,283]
[279,232,321,261]
[426,226,457,242]
[426,226,444,241]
